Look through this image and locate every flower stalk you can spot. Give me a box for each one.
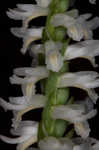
[0,0,99,150]
[38,0,71,140]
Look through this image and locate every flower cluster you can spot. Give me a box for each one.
[0,0,99,150]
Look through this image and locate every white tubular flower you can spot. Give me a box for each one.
[0,95,46,112]
[52,103,96,138]
[36,0,51,8]
[57,71,99,103]
[64,40,99,67]
[52,104,96,123]
[11,66,49,99]
[13,66,49,77]
[39,137,74,150]
[0,95,46,128]
[11,27,43,54]
[51,13,99,41]
[10,67,48,85]
[45,40,63,72]
[0,121,38,150]
[89,0,96,4]
[6,4,49,28]
[11,95,46,129]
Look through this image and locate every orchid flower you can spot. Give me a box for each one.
[0,121,38,150]
[64,40,99,67]
[11,27,43,54]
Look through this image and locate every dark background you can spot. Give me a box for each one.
[0,0,99,149]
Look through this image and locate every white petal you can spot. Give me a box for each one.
[0,134,32,144]
[87,17,99,30]
[64,40,99,67]
[89,0,96,4]
[64,42,88,60]
[11,27,43,54]
[67,24,84,41]
[39,137,60,150]
[57,71,99,101]
[76,97,94,112]
[39,137,73,150]
[45,41,63,72]
[74,121,91,139]
[0,98,27,111]
[10,75,38,84]
[11,95,46,128]
[14,66,49,77]
[78,13,92,22]
[21,83,36,98]
[51,14,75,27]
[52,103,96,123]
[87,89,99,103]
[46,49,63,72]
[17,136,37,150]
[36,0,51,7]
[6,9,23,20]
[7,5,49,29]
[28,94,47,108]
[11,121,38,136]
[9,96,28,105]
[52,104,86,123]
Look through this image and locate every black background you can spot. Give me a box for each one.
[0,0,99,149]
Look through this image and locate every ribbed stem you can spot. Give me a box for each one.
[38,0,71,140]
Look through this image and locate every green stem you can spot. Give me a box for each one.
[38,0,71,141]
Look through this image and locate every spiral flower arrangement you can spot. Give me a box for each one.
[0,0,99,150]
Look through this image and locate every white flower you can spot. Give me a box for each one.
[52,104,96,123]
[6,4,49,28]
[57,71,99,103]
[52,102,96,138]
[0,121,38,150]
[0,95,47,128]
[12,66,49,98]
[36,0,51,8]
[10,66,48,90]
[0,95,46,112]
[39,137,74,150]
[11,27,43,54]
[89,0,96,4]
[51,13,99,41]
[64,40,99,67]
[45,41,63,72]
